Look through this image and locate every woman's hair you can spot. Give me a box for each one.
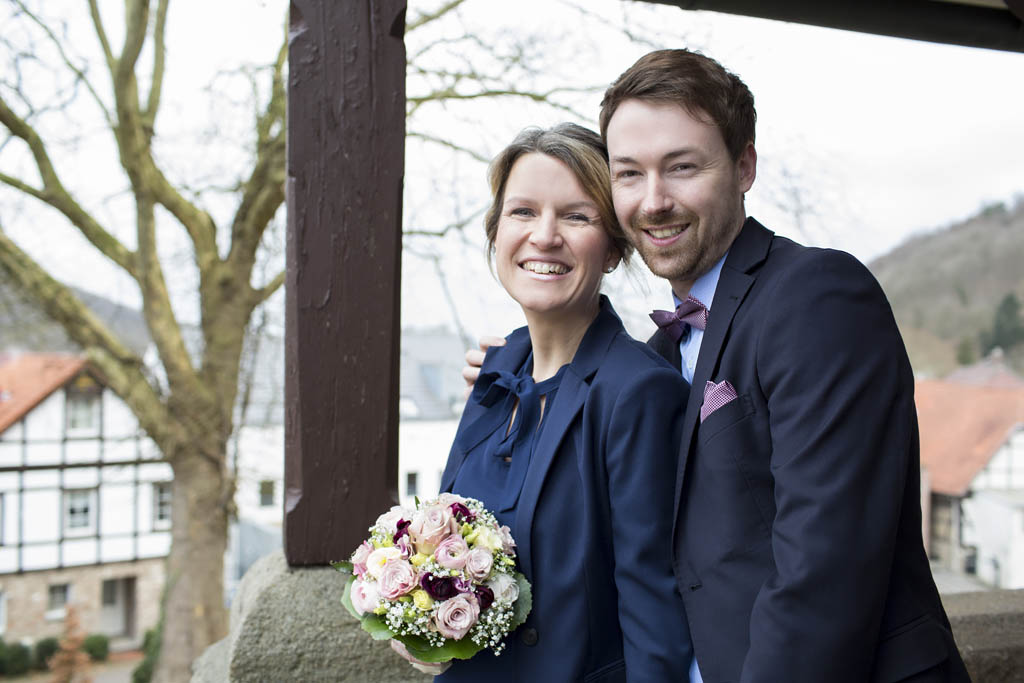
[483,123,632,266]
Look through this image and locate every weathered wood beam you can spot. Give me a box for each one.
[284,0,407,565]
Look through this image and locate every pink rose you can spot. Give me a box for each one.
[378,559,418,600]
[464,547,493,582]
[434,534,470,570]
[377,505,412,534]
[498,525,516,554]
[436,493,467,507]
[351,540,373,578]
[433,593,480,640]
[408,504,458,555]
[350,578,380,616]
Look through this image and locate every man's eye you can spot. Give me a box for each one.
[566,213,591,223]
[671,164,695,173]
[616,169,640,179]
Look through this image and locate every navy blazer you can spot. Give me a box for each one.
[654,219,968,683]
[439,298,693,683]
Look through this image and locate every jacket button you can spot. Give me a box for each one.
[520,627,538,646]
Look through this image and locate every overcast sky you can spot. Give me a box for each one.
[3,0,1022,342]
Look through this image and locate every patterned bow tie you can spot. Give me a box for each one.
[650,295,709,343]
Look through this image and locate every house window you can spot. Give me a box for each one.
[153,483,172,527]
[259,480,275,508]
[46,583,70,620]
[406,472,418,498]
[64,489,96,534]
[101,579,118,606]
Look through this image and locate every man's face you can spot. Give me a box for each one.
[606,100,756,295]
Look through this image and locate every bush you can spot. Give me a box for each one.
[132,624,162,683]
[0,638,7,675]
[33,636,60,670]
[82,633,110,662]
[3,641,32,676]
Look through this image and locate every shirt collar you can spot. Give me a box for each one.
[671,251,728,310]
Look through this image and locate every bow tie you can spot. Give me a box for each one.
[650,295,709,343]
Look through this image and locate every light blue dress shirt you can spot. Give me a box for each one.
[674,252,728,384]
[672,253,727,683]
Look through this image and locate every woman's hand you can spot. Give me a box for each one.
[462,335,506,398]
[390,639,451,676]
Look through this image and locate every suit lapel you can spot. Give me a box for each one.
[672,219,773,520]
[647,327,682,370]
[512,296,622,579]
[512,372,586,580]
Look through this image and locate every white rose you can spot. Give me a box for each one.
[350,579,380,616]
[486,573,519,604]
[366,546,403,579]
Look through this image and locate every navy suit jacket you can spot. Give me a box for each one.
[653,218,968,683]
[440,298,693,683]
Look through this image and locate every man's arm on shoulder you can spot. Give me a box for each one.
[462,335,506,398]
[742,250,915,682]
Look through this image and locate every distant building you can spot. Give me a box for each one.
[0,353,169,647]
[918,361,1024,589]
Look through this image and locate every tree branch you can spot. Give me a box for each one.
[406,0,467,33]
[86,0,115,69]
[406,130,489,163]
[252,269,284,306]
[144,0,169,121]
[0,223,172,442]
[0,96,139,278]
[12,0,114,128]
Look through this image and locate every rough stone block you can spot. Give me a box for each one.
[190,550,431,682]
[944,589,1024,683]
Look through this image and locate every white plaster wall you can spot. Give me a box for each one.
[964,492,1024,589]
[398,420,459,507]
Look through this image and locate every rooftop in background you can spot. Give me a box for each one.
[945,349,1024,388]
[0,353,86,435]
[652,0,1024,53]
[916,378,1024,496]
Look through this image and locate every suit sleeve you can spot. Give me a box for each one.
[605,366,695,682]
[741,250,916,682]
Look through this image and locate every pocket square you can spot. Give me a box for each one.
[700,380,738,423]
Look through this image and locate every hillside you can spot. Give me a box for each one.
[869,199,1024,377]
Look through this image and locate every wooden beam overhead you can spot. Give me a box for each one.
[649,0,1024,53]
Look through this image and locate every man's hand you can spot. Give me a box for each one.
[462,335,506,399]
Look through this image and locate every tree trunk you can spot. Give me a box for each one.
[153,449,231,683]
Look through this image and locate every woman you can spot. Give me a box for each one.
[427,123,694,682]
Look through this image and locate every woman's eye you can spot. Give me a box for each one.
[509,207,534,217]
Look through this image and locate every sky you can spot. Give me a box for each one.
[1,0,1022,343]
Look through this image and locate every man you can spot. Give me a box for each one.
[468,50,968,682]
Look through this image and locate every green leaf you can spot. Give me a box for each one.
[414,495,421,508]
[511,572,532,629]
[338,574,361,620]
[399,632,485,663]
[360,615,394,641]
[331,560,354,574]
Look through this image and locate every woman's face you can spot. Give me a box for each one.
[494,153,616,321]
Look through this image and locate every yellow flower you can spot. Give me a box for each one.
[412,589,434,610]
[409,553,429,567]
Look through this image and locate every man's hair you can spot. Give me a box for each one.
[483,122,632,266]
[599,49,756,161]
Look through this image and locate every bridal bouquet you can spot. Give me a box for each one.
[333,493,532,664]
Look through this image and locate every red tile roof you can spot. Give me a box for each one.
[916,379,1024,497]
[0,353,87,436]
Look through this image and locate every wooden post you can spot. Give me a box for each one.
[284,0,406,565]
